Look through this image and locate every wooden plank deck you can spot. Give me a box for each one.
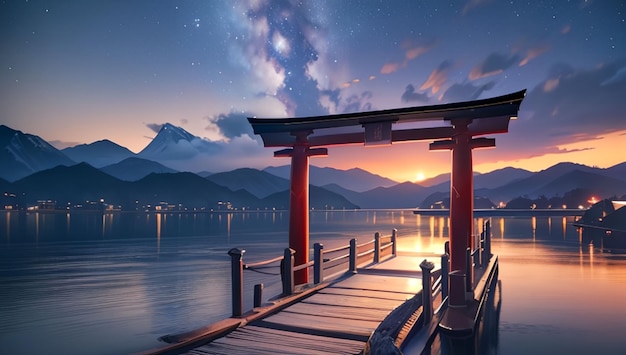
[182,256,429,355]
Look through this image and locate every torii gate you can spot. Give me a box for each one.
[248,90,525,296]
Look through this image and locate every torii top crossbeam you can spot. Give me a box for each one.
[247,90,526,289]
[248,90,526,148]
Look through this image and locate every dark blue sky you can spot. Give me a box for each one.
[1,0,625,180]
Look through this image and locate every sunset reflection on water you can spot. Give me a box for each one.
[1,211,626,354]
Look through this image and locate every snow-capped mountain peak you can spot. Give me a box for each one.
[0,125,75,181]
[138,123,221,161]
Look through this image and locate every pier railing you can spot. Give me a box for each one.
[227,229,398,317]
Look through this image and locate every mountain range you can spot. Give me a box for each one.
[1,124,624,210]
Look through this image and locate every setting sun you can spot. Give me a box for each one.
[415,172,425,182]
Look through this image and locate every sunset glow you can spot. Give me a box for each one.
[415,172,426,182]
[1,1,624,180]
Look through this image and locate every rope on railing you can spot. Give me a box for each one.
[244,255,283,269]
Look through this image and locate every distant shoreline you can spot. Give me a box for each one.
[1,208,586,216]
[413,208,585,217]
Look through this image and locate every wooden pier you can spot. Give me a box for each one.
[184,256,429,355]
[143,223,499,355]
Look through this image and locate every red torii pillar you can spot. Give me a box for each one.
[430,119,495,304]
[275,132,327,285]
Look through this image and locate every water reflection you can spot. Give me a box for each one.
[1,211,626,355]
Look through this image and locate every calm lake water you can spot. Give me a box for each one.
[1,210,625,355]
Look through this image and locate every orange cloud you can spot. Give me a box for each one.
[380,45,432,74]
[381,62,401,74]
[561,24,571,34]
[519,45,550,66]
[420,61,452,94]
[543,78,560,92]
[405,46,430,60]
[469,68,502,80]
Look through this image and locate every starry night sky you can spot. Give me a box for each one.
[1,0,625,181]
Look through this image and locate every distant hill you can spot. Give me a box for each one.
[206,168,290,198]
[3,163,357,211]
[604,162,626,180]
[260,185,359,210]
[101,157,177,181]
[0,125,75,181]
[347,182,429,209]
[421,167,532,192]
[11,162,127,205]
[264,165,397,192]
[62,139,135,168]
[529,170,626,199]
[486,162,624,202]
[474,167,534,189]
[129,172,259,210]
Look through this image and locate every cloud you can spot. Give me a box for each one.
[380,43,433,75]
[420,60,453,94]
[519,45,550,66]
[206,111,256,140]
[319,88,341,114]
[238,1,328,117]
[381,62,401,75]
[479,60,626,163]
[461,0,493,15]
[150,135,275,173]
[342,91,373,113]
[401,84,429,103]
[469,52,519,80]
[440,81,495,102]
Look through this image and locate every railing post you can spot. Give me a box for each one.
[391,228,397,256]
[349,238,357,273]
[254,283,263,308]
[420,259,435,324]
[479,230,485,268]
[466,247,473,293]
[473,237,480,266]
[441,253,449,301]
[227,248,245,317]
[374,232,381,263]
[485,220,491,261]
[314,243,324,284]
[282,248,295,296]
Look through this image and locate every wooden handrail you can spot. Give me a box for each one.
[228,229,399,318]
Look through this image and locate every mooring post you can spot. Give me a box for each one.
[374,232,381,263]
[314,243,324,284]
[227,248,245,317]
[391,228,398,256]
[349,238,357,273]
[282,248,295,296]
[421,259,435,324]
[448,270,466,307]
[254,283,263,308]
[441,253,450,301]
